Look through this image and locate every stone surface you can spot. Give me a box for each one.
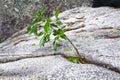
[0,7,120,79]
[0,56,120,80]
[0,0,93,43]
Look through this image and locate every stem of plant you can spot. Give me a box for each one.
[66,37,89,64]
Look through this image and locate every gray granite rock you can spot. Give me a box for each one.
[0,7,120,79]
[60,7,120,72]
[0,56,120,80]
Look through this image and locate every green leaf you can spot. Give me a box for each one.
[50,23,58,28]
[40,7,47,16]
[60,34,67,40]
[27,25,32,32]
[53,41,57,51]
[34,12,38,17]
[113,29,119,33]
[57,29,67,40]
[55,8,60,19]
[37,32,44,36]
[29,25,37,35]
[64,47,71,52]
[32,43,36,46]
[56,21,63,25]
[27,18,38,32]
[55,36,59,40]
[57,29,63,35]
[28,22,42,35]
[61,26,66,30]
[31,17,39,25]
[39,7,47,19]
[67,57,79,63]
[45,34,51,41]
[76,44,80,47]
[53,30,58,36]
[40,36,45,47]
[44,18,51,34]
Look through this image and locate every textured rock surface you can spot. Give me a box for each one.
[0,7,120,79]
[0,0,93,43]
[0,56,120,80]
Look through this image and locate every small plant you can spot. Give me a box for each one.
[27,7,89,64]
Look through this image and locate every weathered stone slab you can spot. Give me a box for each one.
[59,7,120,72]
[0,7,120,79]
[0,56,120,80]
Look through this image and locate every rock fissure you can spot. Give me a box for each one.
[0,52,120,74]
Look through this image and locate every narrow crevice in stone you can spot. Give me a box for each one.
[0,52,120,74]
[90,61,120,74]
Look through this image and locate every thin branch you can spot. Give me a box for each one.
[66,37,89,64]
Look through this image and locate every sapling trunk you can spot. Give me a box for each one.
[66,37,89,64]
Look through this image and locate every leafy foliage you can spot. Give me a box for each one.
[27,7,89,64]
[27,7,67,51]
[67,57,79,63]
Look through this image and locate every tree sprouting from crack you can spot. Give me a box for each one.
[27,7,89,64]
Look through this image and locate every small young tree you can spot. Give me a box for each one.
[27,7,89,64]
